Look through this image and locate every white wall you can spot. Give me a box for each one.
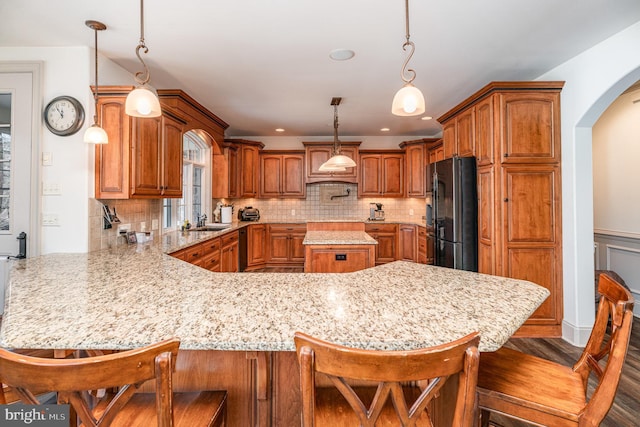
[537,21,640,344]
[237,135,435,150]
[593,86,640,235]
[0,47,133,255]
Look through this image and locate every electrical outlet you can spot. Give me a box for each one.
[42,181,61,195]
[291,209,296,216]
[140,221,146,231]
[42,213,60,226]
[152,219,159,230]
[118,223,131,234]
[42,152,53,166]
[409,209,414,216]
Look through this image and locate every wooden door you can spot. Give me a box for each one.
[398,224,417,261]
[501,165,562,328]
[95,96,130,199]
[259,154,282,198]
[290,231,306,262]
[499,92,561,164]
[456,107,475,157]
[305,143,358,183]
[442,121,456,159]
[281,154,305,197]
[227,146,238,198]
[268,232,290,263]
[247,224,267,267]
[240,145,259,197]
[161,114,184,198]
[475,95,495,166]
[359,154,382,196]
[405,144,426,197]
[382,154,404,197]
[131,116,162,197]
[477,165,496,275]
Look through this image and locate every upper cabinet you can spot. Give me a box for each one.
[259,151,306,198]
[358,150,404,198]
[95,86,228,200]
[441,107,475,159]
[303,141,360,184]
[400,138,440,198]
[225,139,264,198]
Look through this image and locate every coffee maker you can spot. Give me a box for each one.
[369,203,385,221]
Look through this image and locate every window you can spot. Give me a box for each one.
[0,94,11,232]
[163,131,211,230]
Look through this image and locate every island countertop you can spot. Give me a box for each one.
[0,242,548,353]
[302,230,378,246]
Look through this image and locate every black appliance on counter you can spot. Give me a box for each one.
[427,156,477,271]
[238,206,260,221]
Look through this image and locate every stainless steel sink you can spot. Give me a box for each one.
[189,223,232,231]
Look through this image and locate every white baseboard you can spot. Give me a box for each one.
[562,320,593,347]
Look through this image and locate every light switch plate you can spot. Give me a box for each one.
[42,152,53,166]
[42,213,60,226]
[42,181,61,195]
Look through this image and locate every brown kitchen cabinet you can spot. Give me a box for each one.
[221,230,239,272]
[246,224,267,270]
[266,224,306,266]
[303,141,360,184]
[259,151,306,198]
[438,81,564,336]
[400,139,440,198]
[364,223,398,265]
[417,225,433,265]
[94,89,186,199]
[441,107,475,160]
[200,238,222,272]
[398,224,417,262]
[225,139,264,198]
[358,151,404,198]
[304,245,375,273]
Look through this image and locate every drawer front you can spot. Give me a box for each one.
[201,251,221,272]
[221,230,239,247]
[202,237,221,255]
[364,223,397,233]
[268,224,307,234]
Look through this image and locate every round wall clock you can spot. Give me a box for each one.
[44,95,85,136]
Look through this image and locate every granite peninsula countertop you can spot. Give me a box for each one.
[0,231,548,353]
[303,231,378,246]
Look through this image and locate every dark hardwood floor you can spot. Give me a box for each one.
[488,316,640,427]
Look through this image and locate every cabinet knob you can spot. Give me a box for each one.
[504,153,509,158]
[504,198,509,202]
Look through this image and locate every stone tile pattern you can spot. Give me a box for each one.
[1,230,549,354]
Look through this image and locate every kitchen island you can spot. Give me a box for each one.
[0,236,549,426]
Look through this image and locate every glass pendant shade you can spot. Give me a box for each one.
[391,83,425,116]
[323,154,356,169]
[125,85,162,117]
[84,124,109,144]
[318,161,346,172]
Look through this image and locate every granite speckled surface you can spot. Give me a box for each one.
[303,231,377,245]
[0,231,549,353]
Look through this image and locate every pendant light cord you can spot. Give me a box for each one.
[333,104,340,156]
[93,26,99,124]
[134,0,151,85]
[400,0,416,85]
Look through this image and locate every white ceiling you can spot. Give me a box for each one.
[2,0,640,138]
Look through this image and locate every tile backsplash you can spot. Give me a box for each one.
[222,183,427,223]
[88,198,161,252]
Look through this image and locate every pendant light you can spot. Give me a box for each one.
[391,0,425,116]
[125,0,161,117]
[319,97,356,171]
[83,20,108,144]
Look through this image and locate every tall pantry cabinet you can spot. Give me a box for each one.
[438,81,564,337]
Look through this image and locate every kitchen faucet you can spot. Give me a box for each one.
[196,214,207,228]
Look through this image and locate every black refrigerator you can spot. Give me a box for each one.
[428,156,478,271]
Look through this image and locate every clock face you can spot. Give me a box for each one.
[44,96,85,136]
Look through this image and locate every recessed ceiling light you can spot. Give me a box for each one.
[380,127,390,132]
[421,116,433,120]
[275,128,285,132]
[329,49,355,61]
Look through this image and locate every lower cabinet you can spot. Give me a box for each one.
[417,226,433,264]
[246,224,267,270]
[364,223,398,265]
[266,224,306,266]
[304,245,375,273]
[221,231,239,272]
[398,224,417,262]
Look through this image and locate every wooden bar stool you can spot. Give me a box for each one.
[0,338,226,427]
[294,331,480,427]
[477,273,634,426]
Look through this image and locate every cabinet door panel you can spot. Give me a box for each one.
[131,117,162,196]
[477,166,496,275]
[290,233,306,262]
[260,155,282,197]
[500,93,560,163]
[405,144,426,197]
[248,225,267,266]
[503,166,559,243]
[442,122,456,159]
[268,234,290,262]
[161,115,184,197]
[96,98,130,198]
[281,155,305,197]
[505,247,558,322]
[382,155,404,197]
[456,108,475,157]
[475,96,495,166]
[398,224,416,261]
[240,145,259,197]
[359,155,382,196]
